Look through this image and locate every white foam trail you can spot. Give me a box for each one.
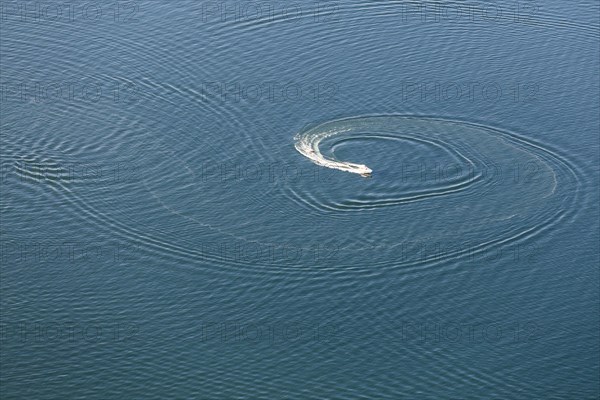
[294,127,373,177]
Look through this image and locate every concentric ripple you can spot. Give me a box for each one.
[282,115,583,272]
[1,109,584,275]
[292,115,578,211]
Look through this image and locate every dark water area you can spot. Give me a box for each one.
[1,1,599,398]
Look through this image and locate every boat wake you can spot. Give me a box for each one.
[294,127,372,177]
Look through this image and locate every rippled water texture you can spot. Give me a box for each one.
[288,115,583,271]
[1,0,599,399]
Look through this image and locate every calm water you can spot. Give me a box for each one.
[1,1,599,398]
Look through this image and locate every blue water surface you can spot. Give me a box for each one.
[1,0,599,398]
